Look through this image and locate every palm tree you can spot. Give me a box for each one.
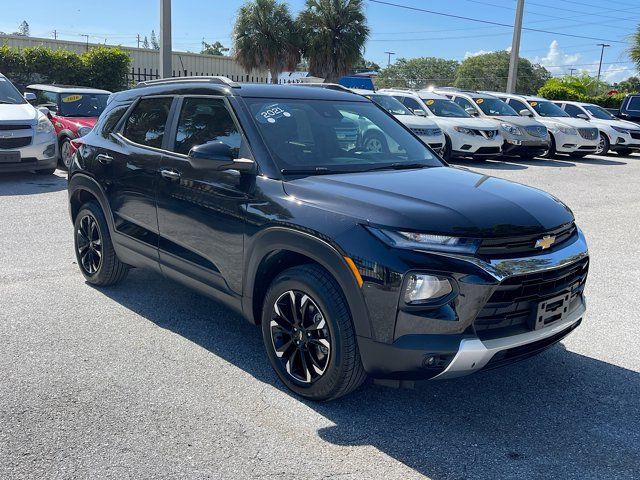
[297,0,369,83]
[630,26,640,71]
[233,0,300,84]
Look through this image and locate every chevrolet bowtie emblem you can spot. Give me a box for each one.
[535,235,556,250]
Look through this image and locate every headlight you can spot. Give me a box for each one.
[454,126,475,135]
[612,126,631,135]
[367,227,481,254]
[77,126,92,137]
[404,273,453,304]
[500,123,522,135]
[36,115,54,134]
[550,123,578,136]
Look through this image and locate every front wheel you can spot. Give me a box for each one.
[442,135,452,161]
[74,201,129,286]
[595,132,610,155]
[261,264,366,401]
[60,138,73,169]
[540,135,556,159]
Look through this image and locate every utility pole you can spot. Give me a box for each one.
[80,34,90,52]
[596,43,610,82]
[568,67,577,77]
[384,51,396,67]
[53,30,57,40]
[160,0,172,78]
[506,0,525,93]
[137,34,141,49]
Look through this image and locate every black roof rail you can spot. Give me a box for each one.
[135,76,241,89]
[288,83,354,93]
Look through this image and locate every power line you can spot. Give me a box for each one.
[367,0,628,44]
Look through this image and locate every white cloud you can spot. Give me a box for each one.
[464,46,510,59]
[534,40,581,74]
[601,64,637,84]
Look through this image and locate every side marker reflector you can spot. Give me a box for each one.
[344,256,364,287]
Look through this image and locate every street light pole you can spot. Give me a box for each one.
[160,0,172,78]
[506,0,525,93]
[596,43,610,82]
[384,51,396,67]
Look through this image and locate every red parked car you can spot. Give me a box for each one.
[26,84,111,168]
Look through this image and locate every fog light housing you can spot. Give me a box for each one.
[404,273,453,304]
[43,143,56,157]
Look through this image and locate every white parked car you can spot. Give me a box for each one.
[354,91,446,154]
[379,89,503,160]
[432,88,551,159]
[487,92,599,158]
[0,73,58,175]
[554,100,640,156]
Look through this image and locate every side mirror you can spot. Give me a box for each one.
[519,109,533,117]
[188,141,256,173]
[24,92,36,102]
[576,113,589,120]
[412,108,426,117]
[38,106,52,118]
[465,107,478,116]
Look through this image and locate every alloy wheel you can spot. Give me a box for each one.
[76,214,102,275]
[269,290,331,384]
[595,135,606,155]
[61,141,73,168]
[364,137,383,153]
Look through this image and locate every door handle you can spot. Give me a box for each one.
[96,153,113,165]
[160,169,181,181]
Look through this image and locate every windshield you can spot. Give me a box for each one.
[474,97,518,116]
[584,104,617,120]
[0,77,26,105]
[421,98,471,118]
[246,98,442,174]
[528,100,569,117]
[58,93,109,117]
[366,94,412,115]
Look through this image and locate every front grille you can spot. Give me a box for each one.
[478,129,499,139]
[477,223,576,257]
[578,128,598,140]
[474,257,588,338]
[525,125,548,138]
[0,124,32,131]
[630,131,640,140]
[412,127,442,137]
[0,136,32,149]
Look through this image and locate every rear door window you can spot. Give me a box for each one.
[453,96,475,111]
[564,104,584,118]
[123,97,173,149]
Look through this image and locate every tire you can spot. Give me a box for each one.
[540,134,556,159]
[261,264,367,401]
[35,168,56,175]
[615,148,633,156]
[442,135,452,161]
[362,131,389,153]
[74,201,129,286]
[595,132,610,156]
[60,137,73,169]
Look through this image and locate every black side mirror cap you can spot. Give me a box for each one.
[188,141,256,173]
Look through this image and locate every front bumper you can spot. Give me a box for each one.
[356,228,589,380]
[553,131,598,154]
[449,130,503,158]
[502,138,549,157]
[0,134,58,173]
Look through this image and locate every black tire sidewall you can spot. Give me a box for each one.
[261,268,352,400]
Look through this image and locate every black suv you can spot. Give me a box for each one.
[68,77,589,401]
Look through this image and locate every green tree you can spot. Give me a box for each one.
[150,30,160,50]
[233,0,300,84]
[629,26,640,72]
[352,56,380,73]
[142,36,150,49]
[538,74,607,98]
[16,21,30,37]
[298,0,369,83]
[201,41,229,56]
[454,51,550,93]
[375,57,459,89]
[617,76,640,93]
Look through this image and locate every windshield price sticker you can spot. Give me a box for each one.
[62,95,83,103]
[529,101,538,107]
[256,104,292,124]
[475,98,484,104]
[425,99,435,106]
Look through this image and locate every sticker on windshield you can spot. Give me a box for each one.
[529,101,538,107]
[475,98,484,104]
[256,104,292,124]
[425,99,435,106]
[62,95,82,103]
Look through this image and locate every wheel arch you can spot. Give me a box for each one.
[68,174,114,230]
[243,227,373,339]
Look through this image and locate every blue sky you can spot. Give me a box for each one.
[1,0,638,82]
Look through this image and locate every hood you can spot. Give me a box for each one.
[0,103,38,124]
[538,116,592,129]
[486,115,546,128]
[428,116,499,130]
[589,117,640,131]
[394,114,439,129]
[283,166,573,237]
[56,116,98,129]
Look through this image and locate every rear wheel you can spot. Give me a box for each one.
[74,201,128,286]
[261,264,366,401]
[595,132,610,155]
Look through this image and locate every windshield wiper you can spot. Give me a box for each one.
[281,167,354,175]
[0,100,18,104]
[362,162,430,172]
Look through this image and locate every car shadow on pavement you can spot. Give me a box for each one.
[557,157,628,166]
[96,268,640,480]
[0,171,67,196]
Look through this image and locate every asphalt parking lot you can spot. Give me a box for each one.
[1,154,639,480]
